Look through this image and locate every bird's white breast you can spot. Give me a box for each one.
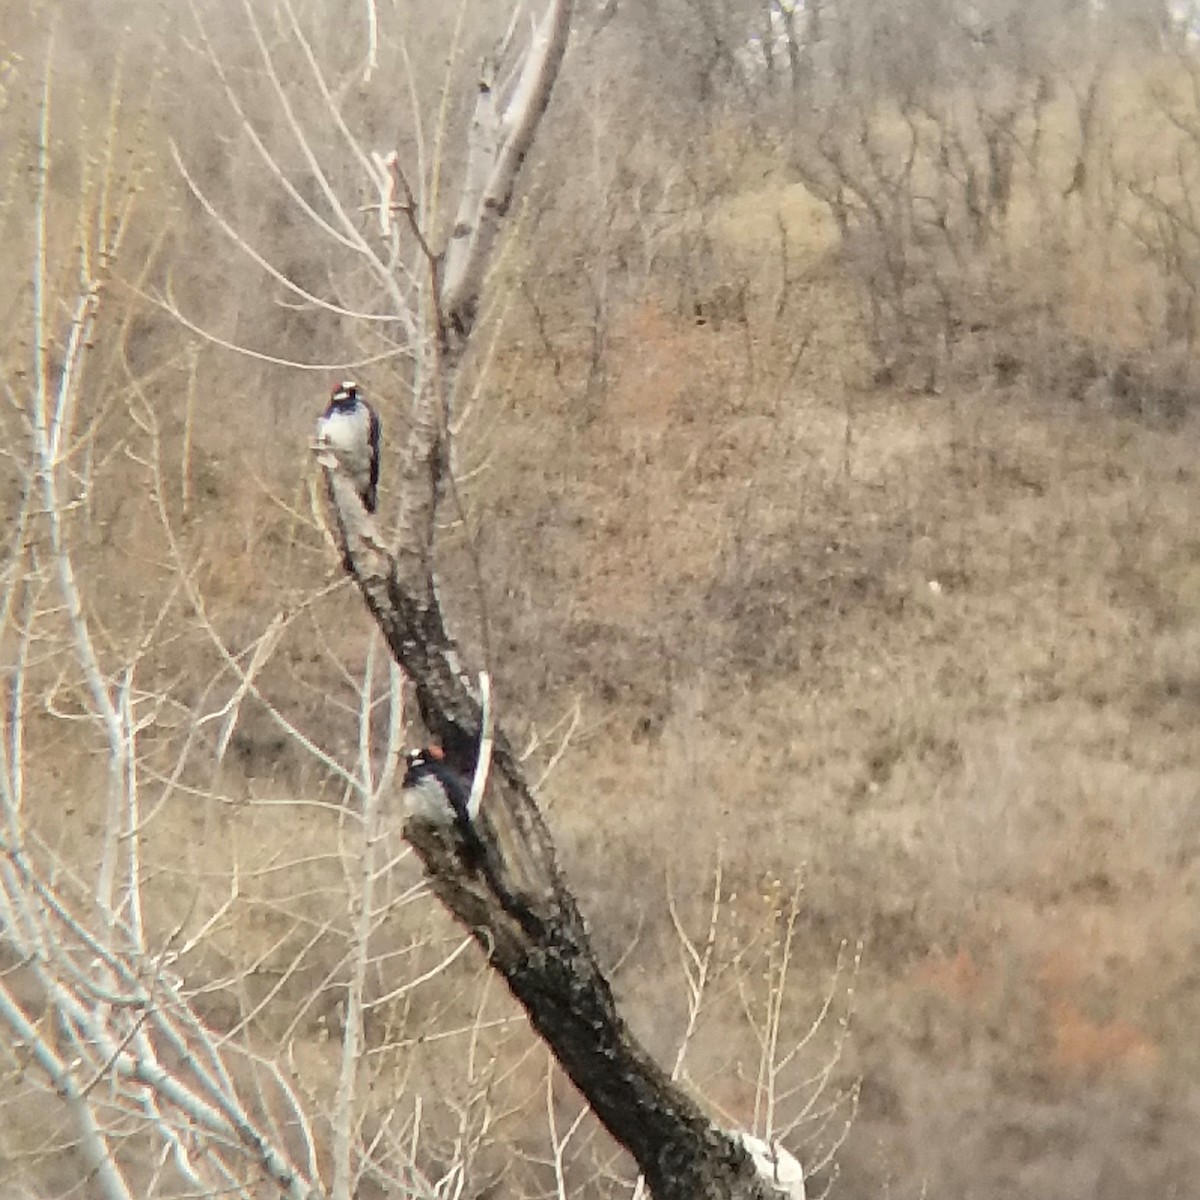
[317,406,370,456]
[403,777,459,827]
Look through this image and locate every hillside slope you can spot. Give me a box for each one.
[473,286,1200,1196]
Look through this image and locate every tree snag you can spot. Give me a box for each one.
[315,3,796,1196]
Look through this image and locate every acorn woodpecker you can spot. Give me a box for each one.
[316,381,381,513]
[402,747,473,830]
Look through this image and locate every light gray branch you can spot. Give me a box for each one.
[441,0,572,348]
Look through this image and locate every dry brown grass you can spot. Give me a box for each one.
[469,256,1200,1193]
[466,82,1200,1191]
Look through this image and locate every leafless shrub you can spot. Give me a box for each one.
[0,12,543,1199]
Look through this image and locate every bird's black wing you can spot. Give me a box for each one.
[365,405,382,513]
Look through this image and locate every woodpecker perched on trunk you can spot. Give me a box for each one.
[402,747,472,828]
[316,380,380,513]
[402,746,487,865]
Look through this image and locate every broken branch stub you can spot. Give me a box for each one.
[440,0,572,351]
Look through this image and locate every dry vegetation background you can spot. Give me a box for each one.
[2,0,1199,1196]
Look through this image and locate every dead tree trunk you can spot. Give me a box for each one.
[321,475,773,1200]
[314,4,789,1196]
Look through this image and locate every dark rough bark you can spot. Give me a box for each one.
[317,472,771,1200]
